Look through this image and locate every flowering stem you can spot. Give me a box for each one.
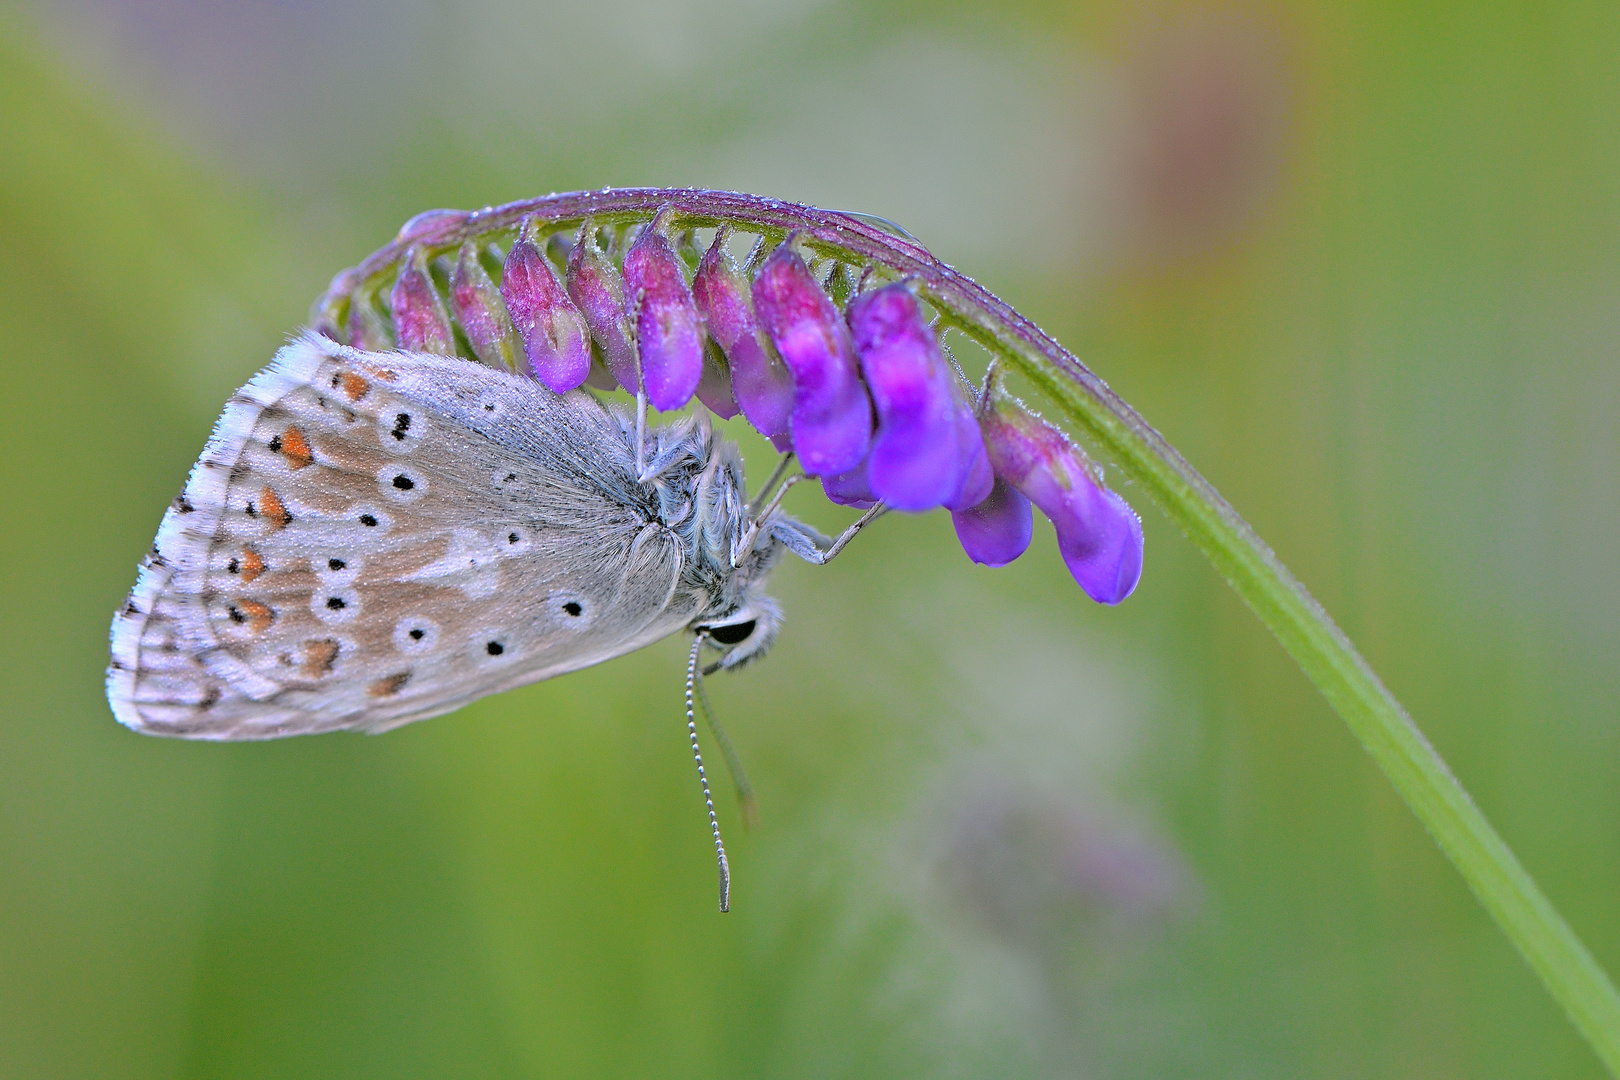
[324,189,1620,1069]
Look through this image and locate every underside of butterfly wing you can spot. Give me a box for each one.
[108,336,705,739]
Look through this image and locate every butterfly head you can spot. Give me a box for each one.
[695,592,782,675]
[642,415,798,675]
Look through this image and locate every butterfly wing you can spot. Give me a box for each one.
[108,335,701,739]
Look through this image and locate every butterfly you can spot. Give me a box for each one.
[106,332,850,742]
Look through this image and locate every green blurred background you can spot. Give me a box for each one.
[3,1,1618,1076]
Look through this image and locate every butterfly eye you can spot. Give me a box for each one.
[707,619,756,646]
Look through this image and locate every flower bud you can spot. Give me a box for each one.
[751,239,872,475]
[695,341,740,418]
[846,284,963,512]
[693,231,793,438]
[311,283,347,343]
[501,217,593,392]
[944,391,994,511]
[821,456,878,508]
[390,246,455,355]
[980,391,1143,604]
[565,226,639,392]
[584,358,621,391]
[450,242,521,371]
[344,290,394,350]
[950,477,1033,566]
[623,217,704,410]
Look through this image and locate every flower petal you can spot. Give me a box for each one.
[623,219,704,410]
[564,226,639,393]
[981,392,1144,604]
[751,239,872,475]
[951,477,1034,566]
[500,217,593,392]
[451,242,521,372]
[944,391,994,512]
[847,284,961,511]
[695,341,740,418]
[693,230,794,439]
[344,290,392,351]
[821,455,878,508]
[390,246,455,355]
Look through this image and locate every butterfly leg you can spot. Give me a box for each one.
[634,388,650,480]
[732,474,808,567]
[631,348,651,481]
[810,503,889,564]
[748,452,796,516]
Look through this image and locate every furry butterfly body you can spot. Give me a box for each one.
[108,335,799,740]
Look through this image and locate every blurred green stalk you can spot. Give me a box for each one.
[966,300,1620,1074]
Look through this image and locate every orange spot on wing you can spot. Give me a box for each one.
[361,363,399,382]
[368,672,412,697]
[340,372,370,402]
[301,638,341,678]
[236,600,275,634]
[239,549,265,583]
[259,486,292,531]
[279,426,313,469]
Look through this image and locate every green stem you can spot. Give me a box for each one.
[991,316,1620,1074]
[935,271,1620,1077]
[323,189,1620,1071]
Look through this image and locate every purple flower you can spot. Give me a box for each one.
[565,227,640,393]
[344,292,392,351]
[390,246,455,355]
[979,391,1143,604]
[693,231,794,441]
[583,359,621,391]
[951,477,1033,566]
[450,242,521,371]
[751,239,873,475]
[821,456,878,508]
[623,218,704,411]
[945,391,994,511]
[695,342,740,418]
[846,284,966,512]
[500,216,593,392]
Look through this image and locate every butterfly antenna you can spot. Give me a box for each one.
[694,665,760,830]
[687,636,731,912]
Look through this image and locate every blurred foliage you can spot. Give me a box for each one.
[3,1,1619,1076]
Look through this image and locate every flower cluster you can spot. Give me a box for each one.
[324,208,1142,604]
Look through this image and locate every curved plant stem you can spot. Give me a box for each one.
[327,189,1620,1071]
